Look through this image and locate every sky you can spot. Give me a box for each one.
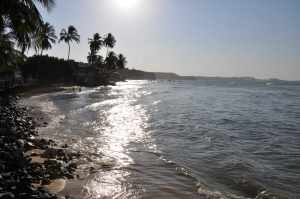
[37,0,300,80]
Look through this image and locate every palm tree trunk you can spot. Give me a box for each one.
[40,49,43,56]
[106,47,109,58]
[67,42,71,60]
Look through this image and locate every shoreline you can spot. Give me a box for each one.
[0,84,292,199]
[0,93,80,199]
[14,83,79,97]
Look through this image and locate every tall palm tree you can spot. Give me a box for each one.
[35,22,57,55]
[116,54,127,69]
[88,33,102,64]
[105,51,117,69]
[103,33,116,58]
[59,25,80,60]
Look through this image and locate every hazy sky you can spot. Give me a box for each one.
[38,0,300,80]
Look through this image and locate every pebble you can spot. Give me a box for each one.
[0,94,78,199]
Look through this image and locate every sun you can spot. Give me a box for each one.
[114,0,140,11]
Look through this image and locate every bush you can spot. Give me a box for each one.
[20,55,78,83]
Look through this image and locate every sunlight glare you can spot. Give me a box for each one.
[114,0,140,11]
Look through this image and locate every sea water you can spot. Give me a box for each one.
[24,80,300,199]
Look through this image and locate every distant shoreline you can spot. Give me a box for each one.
[122,69,300,85]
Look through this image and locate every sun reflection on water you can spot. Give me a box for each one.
[82,81,150,199]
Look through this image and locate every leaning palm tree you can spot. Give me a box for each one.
[116,54,127,69]
[103,33,116,58]
[35,22,57,55]
[59,25,80,60]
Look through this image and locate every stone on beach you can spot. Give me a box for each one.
[44,179,66,194]
[0,94,79,198]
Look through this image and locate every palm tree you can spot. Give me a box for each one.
[89,33,102,52]
[103,33,116,58]
[0,30,16,70]
[116,54,127,69]
[1,0,55,52]
[59,25,80,60]
[88,33,102,64]
[105,51,118,69]
[96,55,104,65]
[0,0,55,69]
[0,0,55,30]
[87,53,96,65]
[35,22,57,55]
[16,34,32,55]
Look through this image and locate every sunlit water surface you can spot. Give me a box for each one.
[24,80,300,199]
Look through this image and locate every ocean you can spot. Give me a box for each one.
[24,80,300,199]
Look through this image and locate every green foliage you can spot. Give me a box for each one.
[59,26,80,44]
[103,33,116,59]
[87,33,127,70]
[35,22,57,55]
[0,0,55,51]
[1,0,129,77]
[0,28,25,72]
[105,51,118,69]
[116,54,127,69]
[88,33,103,64]
[103,33,116,50]
[87,53,97,65]
[0,0,55,71]
[19,55,77,82]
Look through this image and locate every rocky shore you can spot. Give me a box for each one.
[0,93,79,199]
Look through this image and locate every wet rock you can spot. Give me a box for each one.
[235,178,264,197]
[67,162,77,173]
[197,186,224,199]
[42,148,65,159]
[32,138,51,150]
[24,141,36,151]
[16,139,25,148]
[0,94,77,199]
[30,156,47,164]
[44,179,66,193]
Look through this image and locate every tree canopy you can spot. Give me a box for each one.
[59,25,80,60]
[35,22,57,55]
[0,0,55,70]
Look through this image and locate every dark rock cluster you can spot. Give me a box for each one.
[0,94,78,199]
